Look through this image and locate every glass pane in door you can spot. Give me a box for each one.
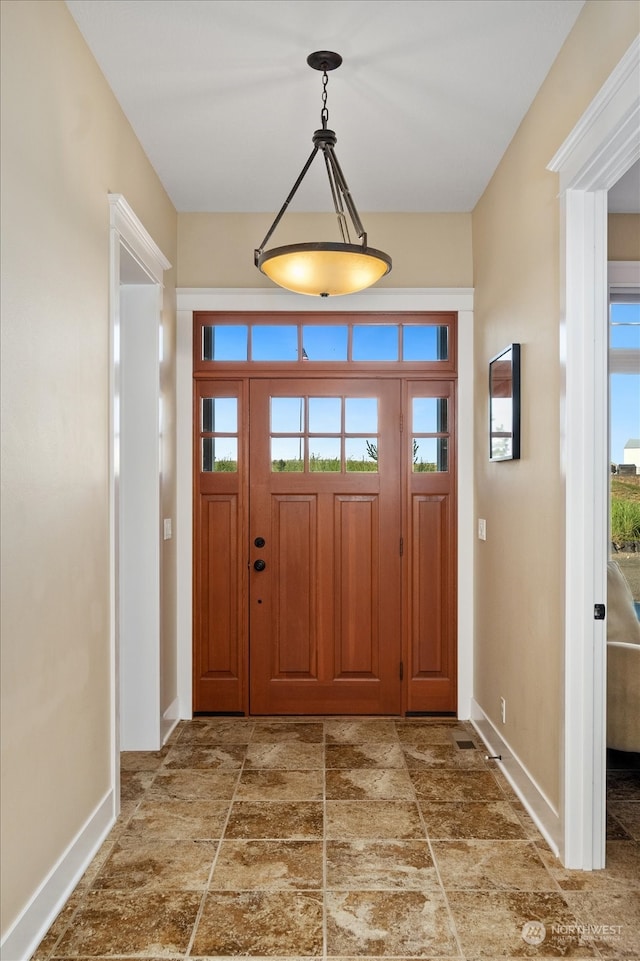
[309,437,341,471]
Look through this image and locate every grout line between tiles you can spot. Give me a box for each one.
[183,729,247,960]
[403,722,467,960]
[322,721,328,961]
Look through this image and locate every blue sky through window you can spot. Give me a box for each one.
[203,323,449,362]
[610,302,640,466]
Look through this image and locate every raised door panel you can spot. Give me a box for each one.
[334,496,378,677]
[411,494,451,677]
[271,495,318,677]
[195,495,243,706]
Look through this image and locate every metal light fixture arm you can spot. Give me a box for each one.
[254,54,368,266]
[254,144,320,265]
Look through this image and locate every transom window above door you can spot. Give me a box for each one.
[203,323,447,362]
[195,313,456,372]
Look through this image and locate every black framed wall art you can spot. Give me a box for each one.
[489,343,521,461]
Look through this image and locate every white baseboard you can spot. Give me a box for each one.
[1,790,115,961]
[470,698,561,857]
[161,696,180,744]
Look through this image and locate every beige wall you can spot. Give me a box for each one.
[472,0,639,808]
[0,0,177,938]
[609,213,640,260]
[178,212,473,288]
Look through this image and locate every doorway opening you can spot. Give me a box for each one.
[192,312,458,716]
[547,36,639,867]
[606,262,640,848]
[109,195,170,804]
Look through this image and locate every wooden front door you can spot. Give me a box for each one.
[248,379,402,715]
[192,310,458,717]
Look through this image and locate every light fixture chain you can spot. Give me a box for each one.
[321,69,329,129]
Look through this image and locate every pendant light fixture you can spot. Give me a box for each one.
[254,51,392,297]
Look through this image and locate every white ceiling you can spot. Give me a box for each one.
[65,0,591,214]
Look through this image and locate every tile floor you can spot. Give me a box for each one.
[31,718,640,960]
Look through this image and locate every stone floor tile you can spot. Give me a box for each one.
[606,769,640,801]
[162,743,246,769]
[508,801,555,848]
[175,717,255,744]
[395,721,475,747]
[211,839,323,890]
[244,741,324,769]
[607,801,640,841]
[53,890,201,957]
[325,719,399,744]
[564,889,640,959]
[192,891,323,956]
[431,839,557,891]
[410,768,503,802]
[447,890,600,958]
[326,839,440,890]
[538,840,640,891]
[120,749,168,772]
[402,742,488,770]
[91,838,217,891]
[325,768,415,800]
[146,769,240,801]
[326,800,425,840]
[326,890,460,957]
[325,743,406,769]
[420,800,528,840]
[119,770,155,803]
[225,800,323,838]
[250,720,324,742]
[122,799,231,840]
[235,768,324,800]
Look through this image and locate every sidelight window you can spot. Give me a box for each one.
[412,397,449,472]
[201,397,238,471]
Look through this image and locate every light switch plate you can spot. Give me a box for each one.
[163,518,172,540]
[478,518,487,541]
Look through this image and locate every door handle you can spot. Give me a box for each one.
[253,559,266,572]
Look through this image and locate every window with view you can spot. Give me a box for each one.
[609,298,640,616]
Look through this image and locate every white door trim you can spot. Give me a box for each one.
[176,287,474,720]
[547,36,640,869]
[108,194,171,777]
